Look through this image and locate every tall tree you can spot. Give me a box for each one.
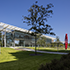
[56,36,61,47]
[36,37,42,46]
[22,1,55,55]
[37,36,46,47]
[56,36,60,42]
[55,36,63,49]
[41,36,46,47]
[47,43,51,47]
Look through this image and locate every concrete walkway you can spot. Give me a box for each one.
[13,47,68,55]
[37,50,68,55]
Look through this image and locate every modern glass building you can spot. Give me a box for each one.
[0,22,56,47]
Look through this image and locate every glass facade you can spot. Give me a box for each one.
[6,32,13,46]
[46,38,52,43]
[1,30,53,47]
[6,30,35,47]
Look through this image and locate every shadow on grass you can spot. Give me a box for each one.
[0,50,62,70]
[38,49,70,53]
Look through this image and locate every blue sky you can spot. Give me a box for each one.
[0,0,70,43]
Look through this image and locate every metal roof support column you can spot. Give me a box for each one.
[2,31,3,47]
[4,31,6,47]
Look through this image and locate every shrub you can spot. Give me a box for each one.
[39,53,70,70]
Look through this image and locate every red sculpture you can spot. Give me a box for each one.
[65,34,68,49]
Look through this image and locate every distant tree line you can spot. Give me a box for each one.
[36,36,64,47]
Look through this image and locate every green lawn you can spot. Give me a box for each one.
[0,47,62,70]
[26,47,70,53]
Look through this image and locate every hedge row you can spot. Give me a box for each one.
[39,53,70,70]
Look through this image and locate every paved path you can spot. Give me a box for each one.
[13,47,68,55]
[37,50,68,55]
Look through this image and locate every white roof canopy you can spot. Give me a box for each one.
[0,22,29,32]
[0,22,56,40]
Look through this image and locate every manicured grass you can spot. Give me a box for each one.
[0,47,62,70]
[26,47,70,53]
[0,47,18,63]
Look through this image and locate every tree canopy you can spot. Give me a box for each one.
[23,1,55,36]
[22,1,55,54]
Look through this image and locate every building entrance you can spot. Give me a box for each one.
[19,40,24,46]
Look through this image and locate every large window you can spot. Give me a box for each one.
[46,38,52,43]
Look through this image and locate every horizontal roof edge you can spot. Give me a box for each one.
[0,22,56,40]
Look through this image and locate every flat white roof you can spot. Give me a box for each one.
[0,22,56,40]
[41,35,56,40]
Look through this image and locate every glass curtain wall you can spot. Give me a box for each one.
[6,32,13,46]
[6,30,52,47]
[46,38,52,43]
[15,30,35,47]
[6,30,35,47]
